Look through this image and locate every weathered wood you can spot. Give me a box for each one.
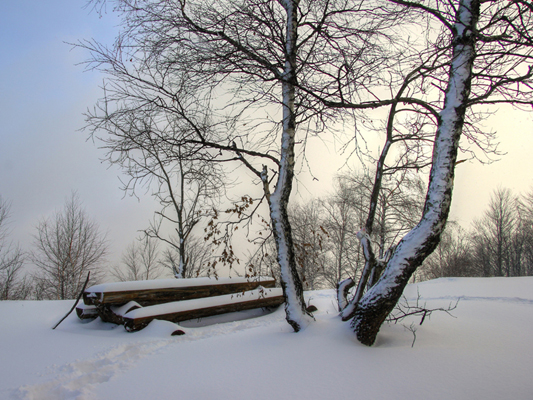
[75,304,98,320]
[83,277,276,307]
[123,289,284,332]
[97,301,142,325]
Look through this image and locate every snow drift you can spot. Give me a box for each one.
[1,277,532,400]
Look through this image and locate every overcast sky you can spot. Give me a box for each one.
[1,1,533,274]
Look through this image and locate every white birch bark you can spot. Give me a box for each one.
[350,0,480,345]
[266,0,312,332]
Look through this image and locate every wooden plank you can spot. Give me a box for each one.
[123,288,284,332]
[83,277,276,307]
[75,304,98,320]
[97,301,142,325]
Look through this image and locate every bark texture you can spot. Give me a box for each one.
[267,0,312,332]
[351,0,480,346]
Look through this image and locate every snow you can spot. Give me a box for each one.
[1,277,533,400]
[112,301,141,316]
[85,276,274,293]
[124,287,282,319]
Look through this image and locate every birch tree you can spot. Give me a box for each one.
[341,0,533,346]
[343,0,480,346]
[81,0,403,331]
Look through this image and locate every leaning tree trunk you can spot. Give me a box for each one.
[350,0,480,346]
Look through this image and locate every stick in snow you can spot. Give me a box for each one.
[52,272,91,330]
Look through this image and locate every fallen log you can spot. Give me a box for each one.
[97,301,142,325]
[123,287,284,332]
[75,303,99,320]
[83,276,276,307]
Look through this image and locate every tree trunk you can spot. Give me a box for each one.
[351,0,480,346]
[267,0,311,332]
[340,229,376,320]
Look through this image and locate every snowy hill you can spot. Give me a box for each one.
[1,277,532,400]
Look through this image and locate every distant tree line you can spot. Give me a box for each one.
[251,183,533,291]
[0,191,215,301]
[3,182,532,301]
[418,187,533,280]
[0,193,108,300]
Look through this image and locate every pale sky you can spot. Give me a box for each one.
[0,1,159,267]
[1,1,532,273]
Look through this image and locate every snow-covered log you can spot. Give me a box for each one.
[83,277,276,307]
[351,0,480,346]
[97,301,142,325]
[75,303,98,320]
[123,287,284,332]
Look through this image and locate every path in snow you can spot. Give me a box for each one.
[15,339,172,400]
[13,307,286,400]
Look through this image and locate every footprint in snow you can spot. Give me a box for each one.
[14,340,171,400]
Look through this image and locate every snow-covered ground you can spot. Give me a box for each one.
[1,277,532,400]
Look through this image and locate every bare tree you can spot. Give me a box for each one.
[111,236,163,281]
[81,0,407,331]
[288,200,329,290]
[320,178,364,289]
[93,114,225,279]
[342,0,533,346]
[144,153,224,279]
[418,222,474,280]
[0,196,29,300]
[32,192,108,300]
[159,235,212,278]
[516,189,533,277]
[471,188,518,277]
